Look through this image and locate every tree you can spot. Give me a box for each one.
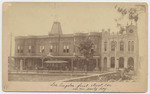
[114,4,146,34]
[114,4,146,77]
[77,37,95,71]
[78,37,94,59]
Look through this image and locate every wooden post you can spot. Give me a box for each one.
[23,58,26,70]
[71,58,73,72]
[107,57,110,71]
[94,58,99,71]
[115,57,119,71]
[101,58,103,72]
[124,57,127,68]
[20,59,23,71]
[42,58,44,68]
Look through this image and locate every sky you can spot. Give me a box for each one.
[2,2,147,56]
[3,2,131,36]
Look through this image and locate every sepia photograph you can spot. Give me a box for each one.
[2,2,148,92]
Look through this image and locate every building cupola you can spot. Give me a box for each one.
[49,21,63,35]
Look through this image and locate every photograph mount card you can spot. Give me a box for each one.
[2,2,148,92]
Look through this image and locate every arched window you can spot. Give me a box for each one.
[128,41,130,51]
[91,44,97,52]
[103,57,107,71]
[131,41,134,51]
[111,41,115,51]
[104,42,107,51]
[91,45,94,52]
[119,57,124,68]
[120,41,124,51]
[128,57,134,70]
[111,57,115,68]
[128,41,134,52]
[104,57,107,63]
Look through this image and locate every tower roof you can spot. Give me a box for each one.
[49,21,63,35]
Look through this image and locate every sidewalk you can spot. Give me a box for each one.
[57,71,117,82]
[8,70,110,76]
[8,70,118,82]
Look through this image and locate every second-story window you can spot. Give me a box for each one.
[128,41,134,52]
[17,45,23,53]
[17,46,20,53]
[91,44,97,53]
[63,45,66,53]
[104,42,107,51]
[40,46,44,53]
[50,45,53,52]
[128,41,130,51]
[111,41,115,51]
[20,46,23,53]
[132,41,134,51]
[28,46,32,53]
[91,45,94,52]
[66,45,69,53]
[120,41,124,51]
[63,45,69,53]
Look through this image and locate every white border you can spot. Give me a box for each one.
[0,0,149,94]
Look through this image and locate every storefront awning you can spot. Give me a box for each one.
[44,60,68,64]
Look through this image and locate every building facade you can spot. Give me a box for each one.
[13,21,139,72]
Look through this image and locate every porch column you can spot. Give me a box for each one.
[107,57,110,71]
[134,57,137,73]
[20,59,23,71]
[71,58,74,71]
[42,58,44,68]
[101,57,104,71]
[124,57,128,68]
[94,58,99,71]
[115,57,119,70]
[23,58,26,70]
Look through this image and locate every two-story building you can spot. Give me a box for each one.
[12,21,138,72]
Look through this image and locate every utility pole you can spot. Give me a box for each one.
[114,40,118,71]
[10,32,12,57]
[58,34,60,56]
